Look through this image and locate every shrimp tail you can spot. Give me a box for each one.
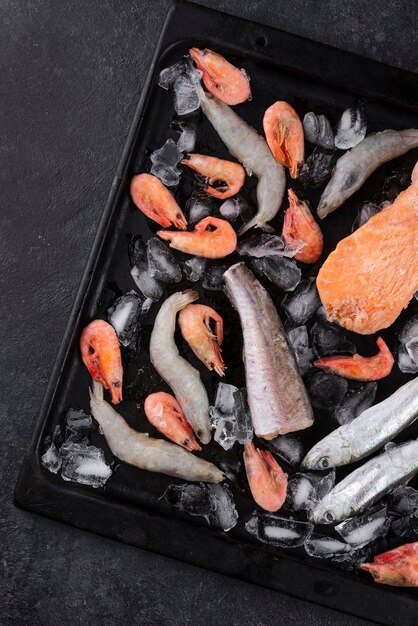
[173,290,199,312]
[89,379,104,403]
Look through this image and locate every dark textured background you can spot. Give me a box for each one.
[1,1,417,624]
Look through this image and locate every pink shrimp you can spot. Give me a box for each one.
[80,320,123,404]
[263,101,304,178]
[243,443,288,512]
[144,392,201,452]
[314,337,394,381]
[189,47,251,105]
[178,304,225,376]
[181,153,245,200]
[157,216,237,259]
[361,541,418,587]
[130,173,187,229]
[282,188,323,263]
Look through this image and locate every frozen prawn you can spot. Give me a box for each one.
[90,381,222,482]
[150,290,212,444]
[361,541,418,587]
[189,47,251,105]
[80,320,123,404]
[263,101,304,178]
[158,216,237,259]
[314,337,394,381]
[130,173,187,229]
[181,153,245,200]
[244,443,288,512]
[144,392,201,451]
[178,304,225,376]
[282,188,323,263]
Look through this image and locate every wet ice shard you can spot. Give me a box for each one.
[60,442,112,488]
[209,383,253,450]
[245,513,314,548]
[202,264,228,291]
[397,314,418,373]
[334,106,367,149]
[287,325,314,376]
[267,434,304,467]
[299,148,335,188]
[334,382,377,425]
[310,321,356,357]
[281,278,321,325]
[146,237,182,283]
[237,233,302,259]
[41,441,62,474]
[303,112,334,149]
[150,138,183,187]
[286,470,335,512]
[131,262,164,301]
[107,290,145,347]
[251,256,301,292]
[173,115,198,153]
[307,372,348,411]
[182,256,207,282]
[164,482,238,531]
[158,58,203,116]
[65,407,93,443]
[335,506,390,548]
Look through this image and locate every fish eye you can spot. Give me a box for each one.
[324,511,334,523]
[319,457,329,469]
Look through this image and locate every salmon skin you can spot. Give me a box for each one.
[223,263,314,439]
[317,169,418,334]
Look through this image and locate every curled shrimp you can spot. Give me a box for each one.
[179,304,225,376]
[80,320,123,404]
[157,216,237,259]
[282,188,323,263]
[361,541,418,587]
[181,153,245,200]
[144,392,202,452]
[189,47,251,105]
[263,101,304,178]
[243,443,288,512]
[314,337,394,381]
[130,173,187,229]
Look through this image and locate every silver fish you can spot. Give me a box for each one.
[302,377,418,470]
[89,381,223,482]
[150,290,211,444]
[317,129,418,218]
[310,439,418,524]
[223,262,314,439]
[200,90,286,234]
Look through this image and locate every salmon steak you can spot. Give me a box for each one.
[317,165,418,334]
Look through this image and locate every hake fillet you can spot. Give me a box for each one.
[223,263,314,438]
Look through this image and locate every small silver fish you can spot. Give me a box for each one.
[200,90,286,234]
[310,439,418,524]
[317,129,418,218]
[302,377,418,470]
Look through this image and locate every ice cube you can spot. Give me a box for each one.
[125,365,162,404]
[150,138,183,187]
[304,535,354,559]
[173,61,203,116]
[238,233,302,259]
[389,486,418,516]
[146,237,182,283]
[219,198,241,222]
[299,149,335,188]
[107,290,145,347]
[185,191,216,225]
[311,321,356,357]
[210,410,237,450]
[307,372,348,411]
[397,314,418,373]
[158,60,185,90]
[303,112,335,149]
[164,482,238,531]
[210,384,253,449]
[335,106,367,149]
[65,408,93,441]
[131,262,164,301]
[287,325,314,376]
[213,382,238,415]
[391,513,418,538]
[335,506,390,548]
[127,234,146,267]
[286,470,335,511]
[60,442,112,488]
[219,457,242,482]
[41,442,62,474]
[182,256,207,282]
[233,388,253,445]
[353,201,381,229]
[267,434,303,467]
[281,278,320,325]
[251,256,301,292]
[173,116,198,153]
[245,513,314,548]
[202,264,228,291]
[406,338,418,366]
[334,382,377,425]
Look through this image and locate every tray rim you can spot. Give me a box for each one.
[14,2,418,624]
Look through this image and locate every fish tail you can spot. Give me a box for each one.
[238,215,260,235]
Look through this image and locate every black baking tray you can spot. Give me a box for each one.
[14,1,418,623]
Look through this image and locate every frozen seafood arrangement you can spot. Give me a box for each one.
[41,48,418,587]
